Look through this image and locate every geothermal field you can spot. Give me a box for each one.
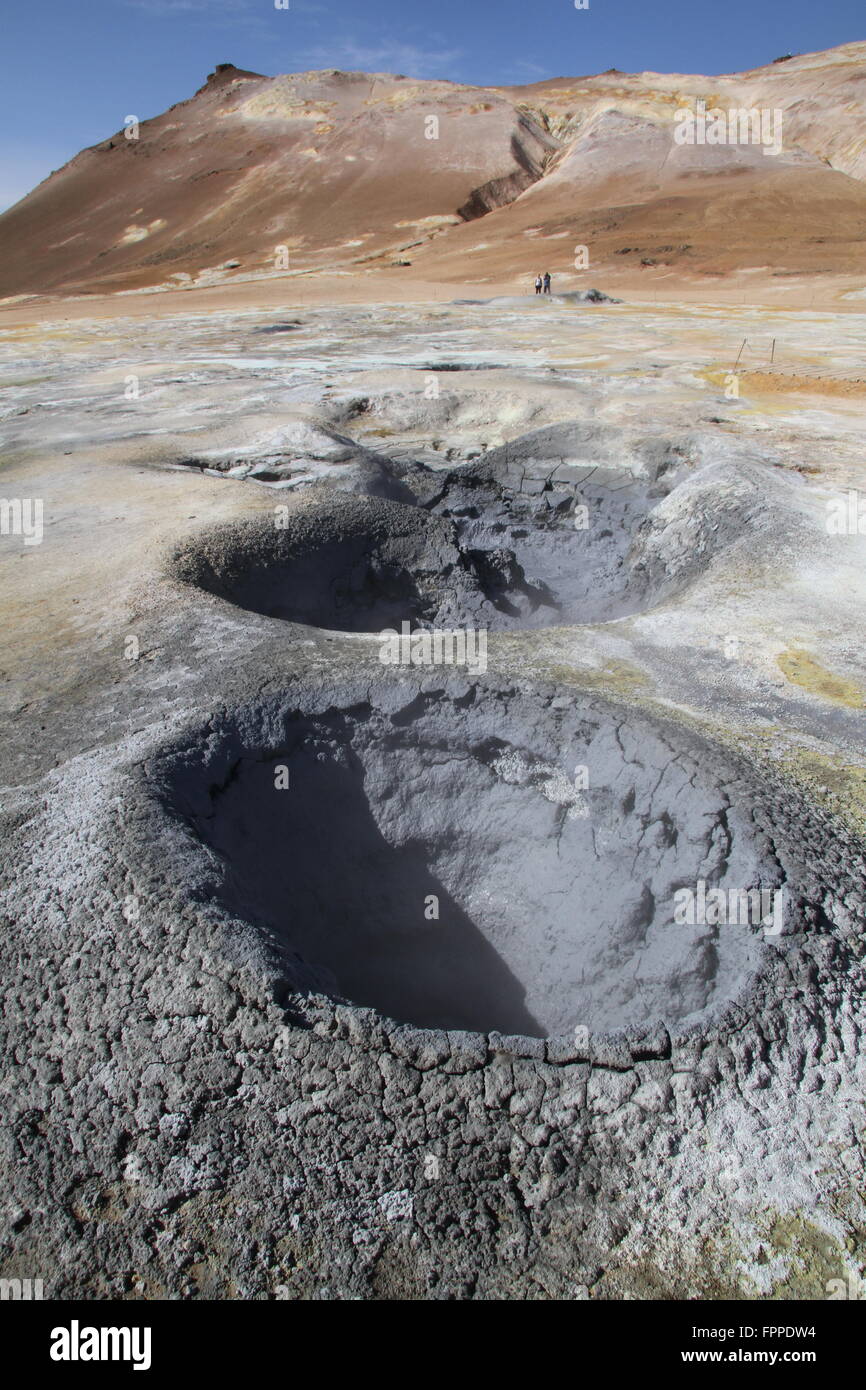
[1,38,866,1308]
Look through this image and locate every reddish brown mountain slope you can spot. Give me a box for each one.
[1,44,865,298]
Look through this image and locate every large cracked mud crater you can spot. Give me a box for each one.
[167,480,672,634]
[158,683,780,1037]
[170,425,763,634]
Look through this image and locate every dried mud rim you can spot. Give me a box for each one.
[149,677,794,1062]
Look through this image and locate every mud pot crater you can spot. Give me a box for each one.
[170,425,759,633]
[154,681,783,1039]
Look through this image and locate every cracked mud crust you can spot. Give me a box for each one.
[2,298,865,1301]
[1,671,864,1300]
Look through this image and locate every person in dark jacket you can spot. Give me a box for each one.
[543,271,551,294]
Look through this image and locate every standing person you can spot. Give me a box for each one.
[534,274,543,295]
[543,271,551,294]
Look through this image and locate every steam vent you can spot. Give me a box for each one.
[2,35,866,1319]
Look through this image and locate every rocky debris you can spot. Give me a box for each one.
[582,287,621,303]
[252,322,302,334]
[485,290,622,307]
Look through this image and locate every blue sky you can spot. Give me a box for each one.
[1,0,863,210]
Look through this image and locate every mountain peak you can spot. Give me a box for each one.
[202,62,264,89]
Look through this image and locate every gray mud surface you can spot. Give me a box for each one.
[2,300,865,1300]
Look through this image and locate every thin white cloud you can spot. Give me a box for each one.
[503,61,547,79]
[293,39,464,78]
[125,0,328,13]
[124,0,252,14]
